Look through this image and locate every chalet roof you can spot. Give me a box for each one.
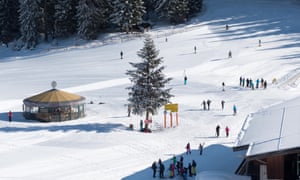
[235,97,300,158]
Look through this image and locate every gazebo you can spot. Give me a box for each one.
[23,81,86,122]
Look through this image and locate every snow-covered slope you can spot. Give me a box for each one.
[0,0,300,179]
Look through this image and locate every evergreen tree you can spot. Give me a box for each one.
[155,0,168,18]
[19,0,41,49]
[0,0,9,45]
[126,36,173,121]
[41,0,55,41]
[54,0,73,37]
[76,0,105,40]
[68,0,79,35]
[188,0,203,15]
[110,0,145,33]
[0,0,20,45]
[167,0,189,24]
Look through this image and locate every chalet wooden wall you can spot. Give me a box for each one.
[266,156,284,179]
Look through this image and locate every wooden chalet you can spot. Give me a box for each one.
[234,104,300,180]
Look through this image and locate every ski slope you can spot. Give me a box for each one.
[0,0,300,179]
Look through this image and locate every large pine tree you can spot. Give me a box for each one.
[0,0,20,45]
[54,0,73,38]
[19,0,41,49]
[110,0,145,33]
[41,0,55,41]
[76,0,106,40]
[167,0,189,24]
[0,0,9,45]
[188,0,203,14]
[126,36,173,121]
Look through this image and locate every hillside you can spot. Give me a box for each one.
[0,0,300,179]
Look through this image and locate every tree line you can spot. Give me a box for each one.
[0,0,203,50]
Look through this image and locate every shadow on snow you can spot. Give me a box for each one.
[122,144,246,180]
[0,112,126,133]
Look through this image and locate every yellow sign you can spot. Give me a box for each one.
[165,103,178,112]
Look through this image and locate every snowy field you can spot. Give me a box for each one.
[0,0,300,179]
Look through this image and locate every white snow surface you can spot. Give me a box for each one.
[1,0,300,179]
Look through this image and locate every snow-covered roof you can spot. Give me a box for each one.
[235,97,300,157]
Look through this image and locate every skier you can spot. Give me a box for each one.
[188,163,192,177]
[239,76,243,86]
[169,163,175,178]
[120,51,123,59]
[222,82,225,91]
[186,142,191,154]
[151,161,157,178]
[246,78,249,87]
[261,78,264,88]
[192,160,197,176]
[207,99,211,110]
[140,120,143,132]
[221,100,225,110]
[172,155,176,166]
[159,162,165,178]
[256,79,260,89]
[216,125,220,137]
[127,104,131,117]
[264,80,268,88]
[228,50,232,58]
[233,104,237,115]
[199,143,204,155]
[184,75,187,85]
[8,110,12,122]
[225,126,230,137]
[202,100,206,110]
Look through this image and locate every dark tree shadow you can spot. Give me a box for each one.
[122,144,246,180]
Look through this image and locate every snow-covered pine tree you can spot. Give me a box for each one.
[110,0,145,33]
[0,0,9,44]
[188,0,203,14]
[41,0,55,41]
[76,0,105,40]
[19,0,41,49]
[7,0,20,35]
[0,0,20,45]
[54,0,73,37]
[126,36,173,121]
[155,0,169,18]
[167,0,189,24]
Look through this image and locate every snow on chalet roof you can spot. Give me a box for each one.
[235,97,300,157]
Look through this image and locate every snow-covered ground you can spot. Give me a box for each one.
[0,0,300,179]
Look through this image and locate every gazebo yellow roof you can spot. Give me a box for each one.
[23,89,85,107]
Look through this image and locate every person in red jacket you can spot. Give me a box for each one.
[8,110,12,122]
[225,126,230,137]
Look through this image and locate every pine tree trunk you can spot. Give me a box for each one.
[146,110,149,120]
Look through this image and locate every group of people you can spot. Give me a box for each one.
[216,125,230,137]
[201,99,237,115]
[151,155,197,179]
[201,99,212,110]
[239,76,268,90]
